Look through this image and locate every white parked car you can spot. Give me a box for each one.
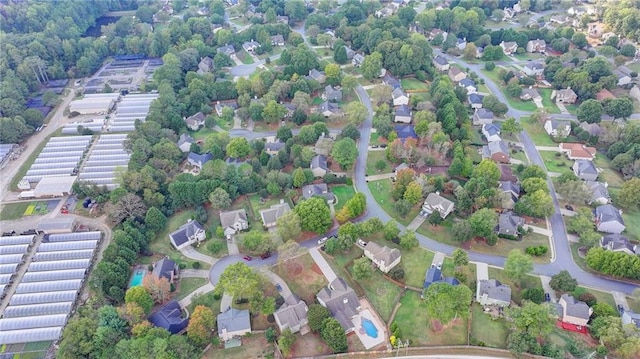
[318,237,328,245]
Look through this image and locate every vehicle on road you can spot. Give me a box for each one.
[276,283,283,292]
[545,293,551,302]
[565,205,574,211]
[618,304,624,314]
[260,252,271,259]
[243,255,252,261]
[318,237,328,245]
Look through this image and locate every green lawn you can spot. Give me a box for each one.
[487,268,542,305]
[564,104,579,115]
[627,62,640,73]
[401,247,435,288]
[593,155,625,188]
[570,243,589,272]
[239,51,254,64]
[175,277,208,300]
[513,52,544,61]
[393,291,469,346]
[272,253,328,305]
[332,185,356,210]
[470,304,509,348]
[521,118,557,146]
[189,128,215,141]
[0,202,31,220]
[355,270,403,322]
[186,291,222,315]
[622,208,640,241]
[481,68,505,87]
[573,287,617,308]
[366,150,393,176]
[510,149,528,163]
[469,232,551,263]
[505,95,538,112]
[628,296,640,312]
[401,78,429,91]
[538,89,561,114]
[538,150,573,175]
[417,218,457,247]
[367,179,420,226]
[149,210,209,269]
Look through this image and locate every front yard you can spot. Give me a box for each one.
[487,268,543,305]
[401,78,429,92]
[521,118,557,147]
[367,179,420,226]
[272,252,328,305]
[366,150,393,176]
[538,150,573,175]
[175,277,208,300]
[332,185,356,211]
[469,232,551,263]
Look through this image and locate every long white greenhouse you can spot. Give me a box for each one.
[0,327,63,345]
[28,258,91,272]
[0,313,68,331]
[0,273,13,284]
[22,135,93,183]
[0,253,25,264]
[0,244,30,255]
[47,231,101,242]
[37,240,97,252]
[10,290,78,305]
[0,235,35,246]
[15,279,83,294]
[3,302,74,318]
[0,263,19,274]
[22,269,86,282]
[32,249,94,262]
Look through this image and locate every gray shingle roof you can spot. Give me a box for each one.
[317,278,359,331]
[500,181,520,197]
[585,181,609,201]
[217,308,251,333]
[219,209,248,229]
[496,211,524,236]
[560,294,591,320]
[148,300,188,334]
[260,201,291,225]
[274,295,308,331]
[469,93,484,104]
[600,234,635,252]
[478,279,511,303]
[395,104,411,117]
[595,204,624,226]
[311,155,328,170]
[476,108,494,119]
[575,159,597,175]
[364,241,401,266]
[152,257,176,281]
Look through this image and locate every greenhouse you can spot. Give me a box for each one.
[28,258,91,272]
[0,273,13,284]
[32,249,94,262]
[3,302,74,318]
[48,231,101,242]
[0,326,63,345]
[0,313,68,331]
[22,268,86,282]
[37,240,97,252]
[0,253,24,264]
[15,279,83,294]
[0,235,35,246]
[10,290,78,305]
[0,244,30,255]
[0,263,19,274]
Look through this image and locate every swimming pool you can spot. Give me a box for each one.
[129,268,146,287]
[361,317,378,338]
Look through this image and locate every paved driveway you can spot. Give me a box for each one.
[179,246,216,265]
[308,247,337,283]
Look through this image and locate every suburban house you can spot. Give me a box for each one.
[468,93,484,109]
[382,73,401,89]
[422,192,455,219]
[496,211,525,237]
[549,15,567,24]
[169,219,206,251]
[374,5,395,18]
[520,87,542,101]
[394,163,410,177]
[448,67,467,83]
[219,209,249,239]
[270,35,285,46]
[215,101,238,116]
[559,143,596,161]
[459,78,477,94]
[500,41,518,55]
[600,234,638,255]
[264,140,286,156]
[482,140,511,163]
[197,57,213,74]
[558,294,592,327]
[500,180,521,210]
[523,62,545,77]
[432,55,450,72]
[344,46,356,60]
[311,155,329,177]
[317,278,361,332]
[274,295,309,334]
[615,70,633,87]
[302,183,335,203]
[500,164,518,182]
[314,134,334,156]
[217,308,251,341]
[423,266,459,289]
[428,29,447,41]
[585,181,610,205]
[276,15,289,24]
[187,152,213,170]
[308,69,326,84]
[352,53,365,67]
[594,204,626,234]
[473,108,495,125]
[573,160,599,181]
[476,279,511,307]
[184,112,206,131]
[259,200,291,228]
[551,88,578,104]
[363,241,402,273]
[148,300,189,334]
[177,133,194,153]
[318,101,341,117]
[394,105,412,124]
[579,122,603,137]
[217,44,235,56]
[323,85,343,102]
[476,46,484,58]
[394,124,418,142]
[392,88,410,106]
[152,257,179,284]
[622,311,640,329]
[456,38,467,50]
[544,119,572,138]
[526,39,547,53]
[587,22,606,38]
[242,40,261,52]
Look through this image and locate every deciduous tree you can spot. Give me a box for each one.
[187,305,215,347]
[549,270,577,292]
[452,248,469,267]
[124,287,154,315]
[308,304,331,332]
[209,187,231,209]
[226,137,251,158]
[216,262,261,299]
[278,328,296,357]
[504,249,533,287]
[577,99,604,124]
[361,52,383,81]
[242,231,273,254]
[345,101,368,126]
[399,230,419,249]
[352,257,373,279]
[145,207,167,233]
[331,137,358,169]
[295,197,332,234]
[142,274,171,304]
[617,177,640,209]
[321,318,348,353]
[423,283,473,324]
[508,301,555,337]
[468,208,498,239]
[276,211,302,242]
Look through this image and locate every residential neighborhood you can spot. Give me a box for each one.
[1,0,640,359]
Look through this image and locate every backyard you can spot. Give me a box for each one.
[149,210,209,269]
[272,252,328,305]
[538,150,573,175]
[367,179,421,226]
[365,150,394,176]
[332,185,356,211]
[393,291,468,346]
[593,155,625,188]
[470,304,508,348]
[400,78,429,92]
[0,201,48,220]
[521,118,557,146]
[469,232,552,263]
[400,247,435,288]
[487,268,543,305]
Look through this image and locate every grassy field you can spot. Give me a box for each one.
[401,78,429,91]
[538,88,561,114]
[175,278,208,300]
[481,68,505,87]
[394,291,468,346]
[0,202,31,220]
[593,155,625,188]
[272,253,327,305]
[487,268,542,305]
[366,150,394,176]
[367,179,420,226]
[573,286,617,308]
[628,296,640,312]
[521,118,556,146]
[149,210,209,269]
[628,62,640,72]
[470,304,508,348]
[239,51,254,64]
[538,150,573,175]
[505,95,538,112]
[332,185,355,210]
[417,218,457,246]
[355,270,403,322]
[401,247,435,288]
[622,207,640,241]
[469,232,551,263]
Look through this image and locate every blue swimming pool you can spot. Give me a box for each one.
[129,269,146,287]
[361,317,378,338]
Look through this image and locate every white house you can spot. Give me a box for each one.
[363,241,401,273]
[392,88,409,106]
[544,119,572,138]
[169,220,206,250]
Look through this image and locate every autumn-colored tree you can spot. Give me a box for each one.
[393,168,416,200]
[187,305,215,347]
[118,302,146,326]
[124,286,154,314]
[142,274,171,304]
[131,320,153,338]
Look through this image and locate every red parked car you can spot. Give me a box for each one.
[243,255,252,261]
